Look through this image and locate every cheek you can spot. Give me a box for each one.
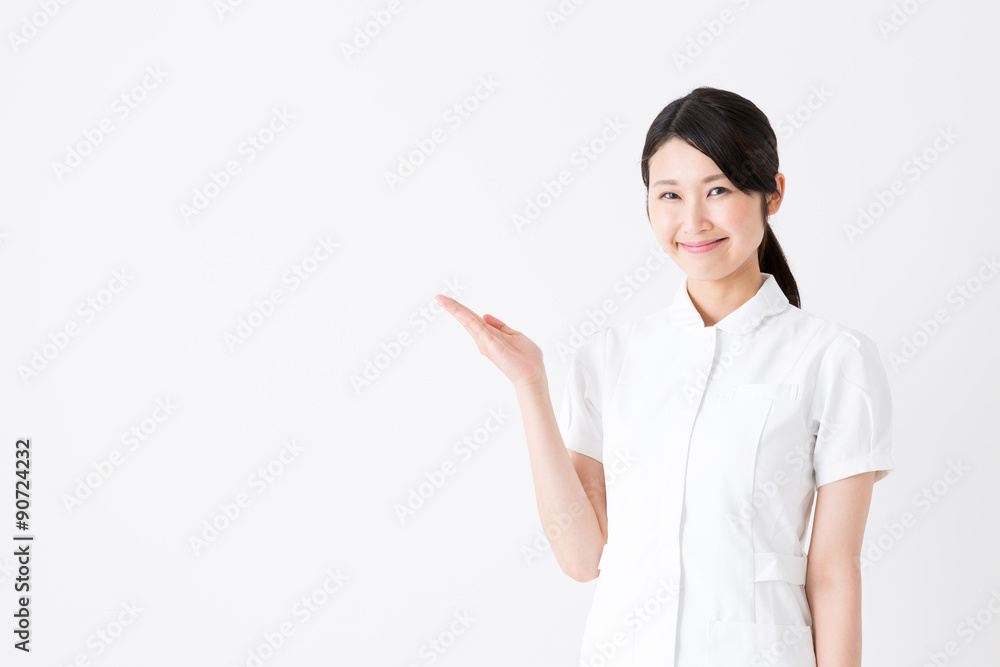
[650,213,681,244]
[718,201,763,240]
[718,198,758,225]
[648,201,678,227]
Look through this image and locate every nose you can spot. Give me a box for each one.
[678,198,711,234]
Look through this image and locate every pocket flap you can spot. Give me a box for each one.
[754,551,807,585]
[732,383,799,400]
[705,383,800,400]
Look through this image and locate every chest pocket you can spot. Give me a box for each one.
[700,382,799,443]
[708,382,804,442]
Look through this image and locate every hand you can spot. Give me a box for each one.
[435,294,546,390]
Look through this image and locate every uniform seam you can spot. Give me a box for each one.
[749,398,777,625]
[605,321,636,411]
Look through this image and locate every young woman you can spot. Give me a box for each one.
[434,87,894,667]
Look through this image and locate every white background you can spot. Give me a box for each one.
[1,0,998,665]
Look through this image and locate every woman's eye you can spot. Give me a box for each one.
[659,187,727,200]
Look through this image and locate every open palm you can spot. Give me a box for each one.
[435,294,545,390]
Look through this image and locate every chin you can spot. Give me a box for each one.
[670,253,724,277]
[684,268,726,282]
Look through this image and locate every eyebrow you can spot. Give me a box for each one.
[652,173,726,187]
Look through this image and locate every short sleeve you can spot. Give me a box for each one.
[556,328,607,463]
[809,329,895,488]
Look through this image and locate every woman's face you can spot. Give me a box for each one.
[646,137,781,283]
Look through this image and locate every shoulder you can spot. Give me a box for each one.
[607,305,678,349]
[562,307,669,374]
[775,303,884,363]
[779,306,891,414]
[596,306,678,361]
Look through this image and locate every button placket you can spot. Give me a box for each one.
[704,329,716,350]
[667,325,721,663]
[700,328,718,384]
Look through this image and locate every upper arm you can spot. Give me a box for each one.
[810,329,895,488]
[569,449,608,545]
[807,470,876,580]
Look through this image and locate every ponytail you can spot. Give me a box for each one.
[758,219,800,308]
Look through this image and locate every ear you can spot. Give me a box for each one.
[767,173,786,215]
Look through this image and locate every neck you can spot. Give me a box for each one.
[686,269,765,328]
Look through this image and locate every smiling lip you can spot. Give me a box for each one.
[679,238,727,253]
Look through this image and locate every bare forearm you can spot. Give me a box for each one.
[806,564,863,667]
[514,377,603,581]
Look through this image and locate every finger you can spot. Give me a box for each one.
[435,295,475,322]
[436,296,497,342]
[483,313,516,335]
[436,294,474,317]
[461,315,504,358]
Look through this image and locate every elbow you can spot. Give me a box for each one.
[560,555,601,583]
[805,556,861,594]
[567,566,600,583]
[555,535,607,582]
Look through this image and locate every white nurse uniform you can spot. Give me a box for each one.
[557,272,895,667]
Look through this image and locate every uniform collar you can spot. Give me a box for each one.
[666,272,790,334]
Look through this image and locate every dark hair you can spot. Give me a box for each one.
[640,86,800,308]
